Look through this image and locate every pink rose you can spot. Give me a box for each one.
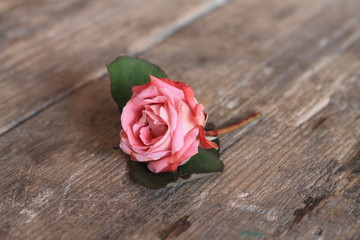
[120,75,218,173]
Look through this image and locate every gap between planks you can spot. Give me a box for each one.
[0,0,229,137]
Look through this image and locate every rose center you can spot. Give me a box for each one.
[146,114,168,138]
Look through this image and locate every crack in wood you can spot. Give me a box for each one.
[159,215,191,240]
[311,116,328,130]
[290,195,328,229]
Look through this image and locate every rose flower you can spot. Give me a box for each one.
[120,75,217,173]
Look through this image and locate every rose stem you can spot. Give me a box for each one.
[206,112,262,136]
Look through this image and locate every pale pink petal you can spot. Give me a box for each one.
[144,108,165,125]
[132,153,152,162]
[133,150,170,162]
[171,127,199,163]
[159,106,169,124]
[143,96,167,105]
[121,96,144,129]
[150,128,171,151]
[147,104,161,115]
[132,113,147,136]
[181,101,197,134]
[137,85,161,100]
[147,127,200,173]
[158,87,177,106]
[125,127,145,149]
[167,102,178,132]
[147,157,179,173]
[132,144,149,153]
[147,158,170,173]
[119,131,132,155]
[178,138,200,165]
[139,126,152,145]
[150,75,184,98]
[171,101,184,154]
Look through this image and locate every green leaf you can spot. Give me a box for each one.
[179,147,223,179]
[129,161,179,189]
[129,139,223,189]
[208,137,220,157]
[107,56,167,111]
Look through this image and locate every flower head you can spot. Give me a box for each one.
[120,76,217,173]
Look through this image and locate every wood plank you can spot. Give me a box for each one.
[145,1,360,239]
[0,0,226,135]
[1,0,360,239]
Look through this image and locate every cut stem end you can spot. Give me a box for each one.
[206,112,262,136]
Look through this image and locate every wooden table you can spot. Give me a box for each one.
[1,0,359,239]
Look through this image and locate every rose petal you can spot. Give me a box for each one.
[125,127,147,151]
[133,149,170,162]
[136,85,161,99]
[181,101,197,134]
[147,104,161,115]
[167,102,178,132]
[139,126,152,145]
[150,128,171,152]
[121,96,144,129]
[144,107,165,125]
[199,126,218,149]
[170,127,199,163]
[174,81,206,126]
[178,82,197,110]
[178,138,200,165]
[170,101,184,154]
[194,104,205,126]
[148,120,167,138]
[150,75,184,99]
[147,127,199,173]
[143,96,167,105]
[132,81,152,94]
[132,113,147,136]
[159,106,169,124]
[157,77,182,89]
[147,158,177,173]
[119,130,132,155]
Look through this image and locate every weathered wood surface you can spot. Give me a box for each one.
[1,0,360,239]
[0,0,221,135]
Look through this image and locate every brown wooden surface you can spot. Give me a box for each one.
[1,0,359,239]
[0,0,216,135]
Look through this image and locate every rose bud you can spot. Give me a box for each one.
[119,75,218,173]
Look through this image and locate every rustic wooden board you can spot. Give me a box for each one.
[1,0,360,239]
[0,0,224,135]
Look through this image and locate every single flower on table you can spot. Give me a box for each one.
[120,75,217,173]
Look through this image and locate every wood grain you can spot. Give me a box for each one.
[0,0,225,135]
[1,0,360,239]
